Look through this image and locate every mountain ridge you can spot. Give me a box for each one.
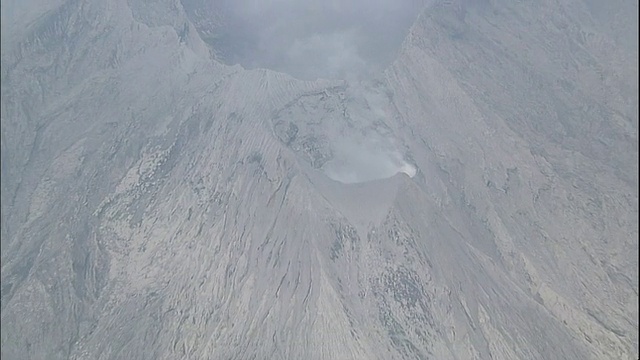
[1,0,637,359]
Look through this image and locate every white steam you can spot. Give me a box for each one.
[323,138,416,184]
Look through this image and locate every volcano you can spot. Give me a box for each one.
[1,0,638,359]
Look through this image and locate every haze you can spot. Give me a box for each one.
[1,0,637,359]
[200,0,426,80]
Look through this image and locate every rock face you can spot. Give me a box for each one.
[1,0,637,359]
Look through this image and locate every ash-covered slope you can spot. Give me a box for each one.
[1,0,637,359]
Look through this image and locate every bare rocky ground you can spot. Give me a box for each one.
[1,0,637,359]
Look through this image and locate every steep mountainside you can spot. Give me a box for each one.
[1,0,637,359]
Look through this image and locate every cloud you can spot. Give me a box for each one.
[206,0,426,79]
[285,30,371,79]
